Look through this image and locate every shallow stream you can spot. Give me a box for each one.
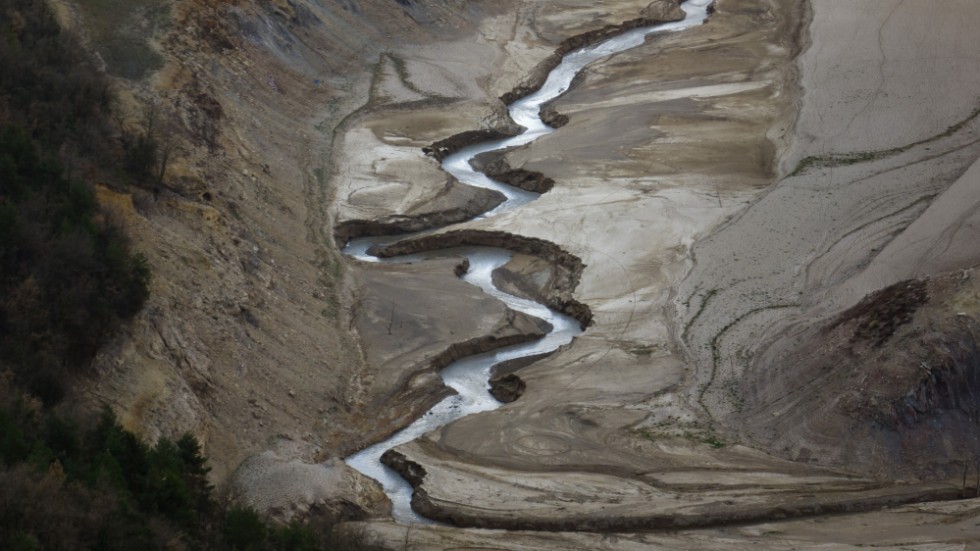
[342,0,713,523]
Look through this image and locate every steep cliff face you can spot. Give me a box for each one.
[54,0,513,484]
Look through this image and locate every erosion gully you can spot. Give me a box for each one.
[341,0,713,524]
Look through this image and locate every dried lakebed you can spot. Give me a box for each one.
[341,0,714,524]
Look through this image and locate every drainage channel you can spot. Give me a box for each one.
[341,0,713,524]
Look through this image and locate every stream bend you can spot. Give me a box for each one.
[341,0,713,524]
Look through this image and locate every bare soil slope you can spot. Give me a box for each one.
[57,0,519,491]
[677,0,980,480]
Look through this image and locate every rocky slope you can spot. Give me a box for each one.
[53,0,522,496]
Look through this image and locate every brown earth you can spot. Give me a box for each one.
[53,0,526,492]
[676,0,980,483]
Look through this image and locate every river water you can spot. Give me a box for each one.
[342,0,713,524]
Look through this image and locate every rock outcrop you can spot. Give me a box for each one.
[488,373,526,403]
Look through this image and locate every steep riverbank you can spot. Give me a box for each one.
[56,0,528,499]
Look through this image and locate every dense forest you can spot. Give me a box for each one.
[0,377,377,550]
[0,1,377,548]
[0,0,151,404]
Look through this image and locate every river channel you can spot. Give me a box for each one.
[342,0,713,523]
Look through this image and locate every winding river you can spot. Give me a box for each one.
[342,0,713,524]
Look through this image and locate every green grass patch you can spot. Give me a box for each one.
[633,422,726,449]
[700,434,726,449]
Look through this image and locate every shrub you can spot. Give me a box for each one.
[0,381,380,551]
[1,0,156,404]
[0,125,151,403]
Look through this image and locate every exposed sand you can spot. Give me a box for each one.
[350,495,980,549]
[230,452,389,522]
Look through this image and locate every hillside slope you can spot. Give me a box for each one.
[53,0,517,486]
[677,0,980,480]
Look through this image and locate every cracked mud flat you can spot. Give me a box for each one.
[326,0,980,548]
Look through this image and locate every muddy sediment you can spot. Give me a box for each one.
[333,188,506,246]
[375,231,583,284]
[469,151,556,193]
[423,129,521,162]
[419,2,685,165]
[498,2,688,105]
[490,352,553,378]
[414,485,967,532]
[381,448,970,532]
[328,0,980,546]
[735,270,980,480]
[330,372,453,460]
[372,229,594,327]
[489,253,561,305]
[428,314,552,371]
[334,306,551,459]
[413,1,685,163]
